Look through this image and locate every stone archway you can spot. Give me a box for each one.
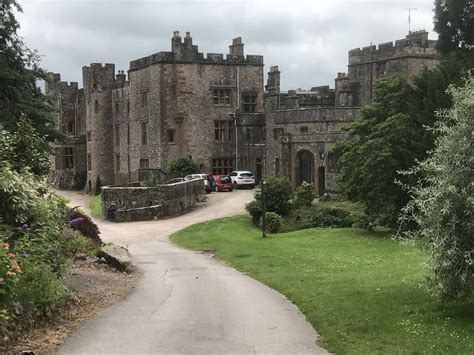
[297,150,314,185]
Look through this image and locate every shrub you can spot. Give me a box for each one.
[297,207,353,229]
[66,207,102,245]
[13,259,68,314]
[61,229,99,257]
[167,156,198,178]
[260,177,293,216]
[245,200,262,226]
[262,212,283,233]
[293,181,316,207]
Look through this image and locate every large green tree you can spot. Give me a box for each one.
[434,0,474,55]
[334,75,437,226]
[0,0,56,140]
[399,76,473,301]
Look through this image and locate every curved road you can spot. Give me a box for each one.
[59,190,327,354]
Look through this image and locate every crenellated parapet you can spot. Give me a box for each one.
[129,31,263,71]
[348,30,438,65]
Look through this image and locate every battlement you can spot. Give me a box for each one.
[348,30,438,65]
[45,72,79,95]
[129,32,263,71]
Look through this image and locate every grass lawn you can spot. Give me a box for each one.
[171,215,473,354]
[89,194,102,219]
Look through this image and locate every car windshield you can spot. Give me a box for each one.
[220,176,231,183]
[240,173,253,177]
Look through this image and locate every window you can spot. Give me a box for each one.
[246,128,251,141]
[213,88,231,105]
[67,121,74,134]
[141,121,147,145]
[275,158,280,176]
[214,121,226,141]
[300,126,309,133]
[242,94,257,113]
[167,129,175,143]
[139,158,149,169]
[114,124,120,146]
[94,100,99,113]
[127,124,130,145]
[141,91,148,107]
[64,147,74,169]
[87,154,92,172]
[87,131,92,142]
[127,101,130,116]
[212,158,234,175]
[115,102,119,114]
[115,154,120,172]
[327,152,338,173]
[273,128,283,140]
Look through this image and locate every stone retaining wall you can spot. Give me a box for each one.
[101,179,204,222]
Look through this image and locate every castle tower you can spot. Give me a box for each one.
[82,63,115,194]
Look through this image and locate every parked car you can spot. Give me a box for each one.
[184,174,215,193]
[166,177,185,184]
[229,171,255,189]
[213,175,234,192]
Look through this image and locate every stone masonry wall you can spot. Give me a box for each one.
[101,179,203,222]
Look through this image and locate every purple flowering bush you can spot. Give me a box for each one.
[0,165,99,334]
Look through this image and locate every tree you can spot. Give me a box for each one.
[399,76,473,301]
[0,117,50,176]
[0,0,56,140]
[434,0,474,55]
[167,156,198,177]
[334,75,437,226]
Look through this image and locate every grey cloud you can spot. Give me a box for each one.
[19,0,436,90]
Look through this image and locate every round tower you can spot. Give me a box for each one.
[83,63,115,194]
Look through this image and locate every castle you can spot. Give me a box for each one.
[46,30,439,194]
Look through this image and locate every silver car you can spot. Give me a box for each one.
[229,171,255,189]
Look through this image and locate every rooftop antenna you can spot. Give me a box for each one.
[405,8,417,33]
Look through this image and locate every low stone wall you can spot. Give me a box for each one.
[101,179,204,222]
[47,170,86,190]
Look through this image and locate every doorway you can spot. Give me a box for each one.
[317,166,325,196]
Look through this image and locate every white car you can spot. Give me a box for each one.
[229,171,255,189]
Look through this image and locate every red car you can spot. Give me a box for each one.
[213,175,234,192]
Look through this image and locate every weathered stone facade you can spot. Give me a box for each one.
[264,30,439,194]
[47,30,439,196]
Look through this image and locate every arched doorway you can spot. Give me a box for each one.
[297,150,314,185]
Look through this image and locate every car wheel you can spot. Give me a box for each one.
[233,181,238,189]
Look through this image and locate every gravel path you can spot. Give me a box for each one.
[59,189,327,354]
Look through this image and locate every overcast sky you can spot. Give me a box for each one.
[18,0,437,91]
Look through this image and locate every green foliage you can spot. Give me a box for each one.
[143,173,160,187]
[0,164,97,331]
[0,117,50,176]
[167,156,198,178]
[399,76,474,301]
[261,177,293,216]
[245,200,262,226]
[334,75,438,227]
[172,216,474,354]
[293,181,316,207]
[13,259,68,314]
[89,194,103,219]
[434,0,473,55]
[297,207,353,229]
[0,0,57,141]
[262,212,283,233]
[61,229,98,257]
